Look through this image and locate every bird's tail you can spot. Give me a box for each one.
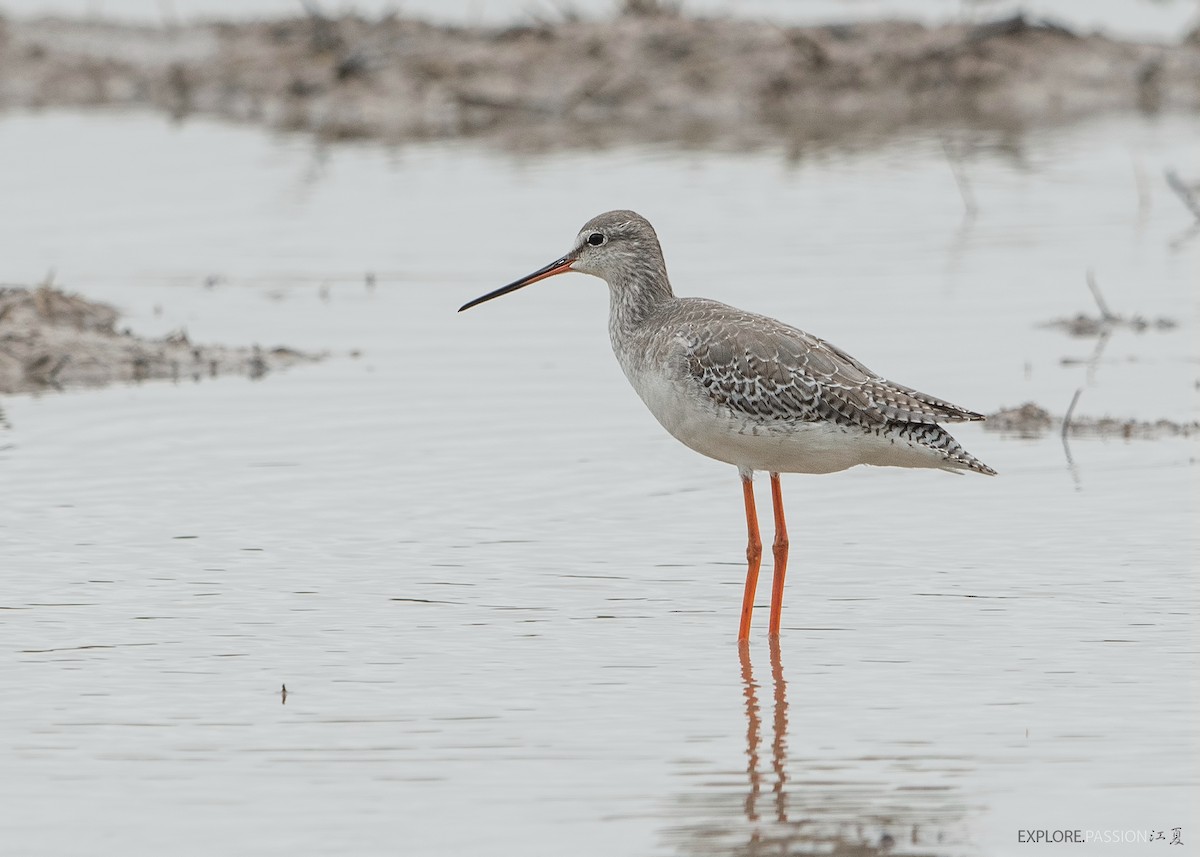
[905,422,997,476]
[938,430,996,476]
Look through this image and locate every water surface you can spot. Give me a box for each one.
[0,110,1196,855]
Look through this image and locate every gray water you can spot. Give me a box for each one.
[0,110,1196,855]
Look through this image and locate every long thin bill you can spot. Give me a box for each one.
[458,257,575,312]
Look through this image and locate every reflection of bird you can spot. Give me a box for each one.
[460,211,994,640]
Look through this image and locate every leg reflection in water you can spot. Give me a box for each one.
[716,642,967,857]
[738,641,763,827]
[666,643,972,855]
[769,638,789,826]
[739,640,791,837]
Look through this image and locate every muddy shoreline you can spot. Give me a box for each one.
[0,284,319,395]
[1,10,1197,150]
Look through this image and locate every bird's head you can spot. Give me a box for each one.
[458,210,665,312]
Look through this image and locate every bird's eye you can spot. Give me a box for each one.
[586,232,605,246]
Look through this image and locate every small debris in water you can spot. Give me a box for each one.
[1165,168,1200,223]
[1043,313,1178,337]
[986,402,1199,439]
[1040,271,1177,337]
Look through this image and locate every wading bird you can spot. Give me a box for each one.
[459,211,994,641]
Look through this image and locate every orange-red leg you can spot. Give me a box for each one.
[737,471,762,642]
[768,472,789,637]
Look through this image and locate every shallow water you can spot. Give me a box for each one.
[0,110,1196,855]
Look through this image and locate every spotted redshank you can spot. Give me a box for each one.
[459,210,994,641]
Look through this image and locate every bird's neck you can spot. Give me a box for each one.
[607,269,675,343]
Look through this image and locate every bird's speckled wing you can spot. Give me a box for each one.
[670,299,983,428]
